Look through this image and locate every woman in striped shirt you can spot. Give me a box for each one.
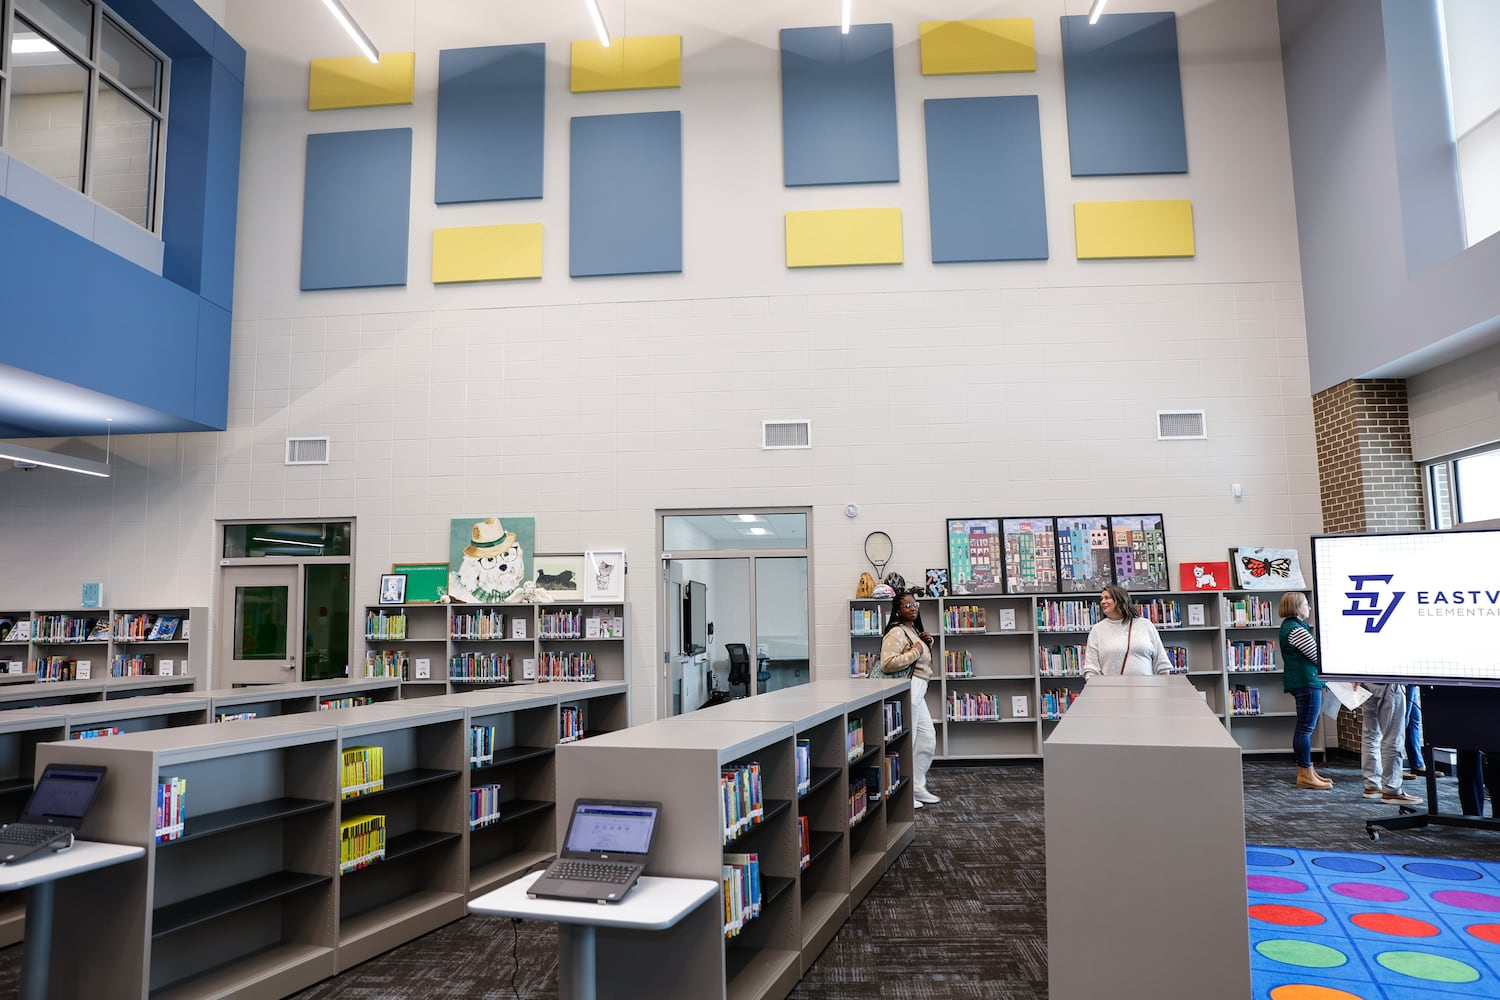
[1278,592,1332,789]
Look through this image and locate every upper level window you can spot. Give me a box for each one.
[1440,0,1500,248]
[1425,446,1500,528]
[0,0,167,232]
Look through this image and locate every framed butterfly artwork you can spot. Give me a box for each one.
[1230,546,1306,590]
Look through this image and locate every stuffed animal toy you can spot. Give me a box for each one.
[504,580,554,604]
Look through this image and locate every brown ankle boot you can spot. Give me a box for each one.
[1309,767,1334,787]
[1297,766,1333,789]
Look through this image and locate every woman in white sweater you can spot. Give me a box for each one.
[1082,584,1173,677]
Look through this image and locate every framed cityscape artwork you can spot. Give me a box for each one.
[1108,514,1170,592]
[1055,515,1113,593]
[946,518,1004,596]
[1001,517,1058,594]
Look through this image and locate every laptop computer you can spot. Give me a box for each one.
[0,763,108,864]
[528,799,662,904]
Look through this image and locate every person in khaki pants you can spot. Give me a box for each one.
[1362,682,1420,805]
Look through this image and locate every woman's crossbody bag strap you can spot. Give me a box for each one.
[1118,618,1135,675]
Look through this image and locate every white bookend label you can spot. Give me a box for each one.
[999,608,1016,631]
[1188,604,1205,626]
[76,660,92,680]
[511,619,527,640]
[1011,695,1029,718]
[585,619,602,639]
[160,660,175,676]
[523,657,537,679]
[414,657,431,680]
[5,661,19,675]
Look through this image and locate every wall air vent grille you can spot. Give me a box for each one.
[286,437,330,465]
[1157,410,1207,440]
[762,420,812,450]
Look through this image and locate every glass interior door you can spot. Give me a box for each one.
[754,557,810,693]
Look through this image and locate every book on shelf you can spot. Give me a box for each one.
[998,607,1017,631]
[76,658,92,680]
[846,719,865,761]
[340,814,386,874]
[848,780,869,827]
[87,618,111,642]
[1040,687,1080,720]
[1011,695,1030,718]
[4,620,29,642]
[798,815,811,870]
[885,752,902,790]
[81,582,103,610]
[156,777,187,842]
[469,725,496,766]
[559,705,584,743]
[73,726,122,740]
[319,695,374,711]
[216,711,257,722]
[795,738,811,796]
[341,745,385,798]
[4,660,21,674]
[1230,685,1263,716]
[883,701,905,740]
[1188,603,1206,626]
[720,762,764,843]
[722,852,761,938]
[148,615,181,641]
[470,783,503,829]
[947,691,1001,722]
[160,658,175,676]
[859,764,883,803]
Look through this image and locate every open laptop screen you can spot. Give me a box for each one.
[564,801,659,856]
[25,765,106,823]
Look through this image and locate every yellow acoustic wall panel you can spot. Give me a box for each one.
[785,208,903,268]
[432,224,543,283]
[309,52,416,111]
[919,19,1036,75]
[1074,200,1195,259]
[571,35,682,93]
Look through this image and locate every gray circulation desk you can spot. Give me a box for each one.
[1044,676,1250,1000]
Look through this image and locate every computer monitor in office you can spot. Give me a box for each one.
[683,579,707,655]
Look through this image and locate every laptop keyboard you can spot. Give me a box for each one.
[0,824,61,847]
[547,860,636,883]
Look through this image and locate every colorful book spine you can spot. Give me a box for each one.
[450,609,507,640]
[1037,600,1102,631]
[540,610,583,639]
[849,608,883,635]
[1226,640,1277,671]
[339,814,386,874]
[216,711,258,723]
[110,653,156,677]
[943,605,987,633]
[798,815,811,870]
[469,725,496,767]
[846,719,865,762]
[449,652,512,682]
[795,738,811,797]
[1163,645,1189,673]
[538,651,595,682]
[848,781,869,828]
[341,745,385,799]
[885,752,902,790]
[719,762,764,844]
[363,610,406,640]
[943,648,974,678]
[559,705,584,743]
[1040,687,1081,720]
[155,776,187,843]
[319,695,375,711]
[73,726,123,740]
[946,691,1002,722]
[722,851,761,938]
[849,651,878,677]
[1230,685,1263,715]
[470,783,503,829]
[883,701,905,739]
[365,648,409,679]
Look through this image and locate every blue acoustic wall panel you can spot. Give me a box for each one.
[924,96,1048,262]
[780,23,899,186]
[301,128,413,290]
[569,111,682,277]
[436,43,546,204]
[1060,12,1187,176]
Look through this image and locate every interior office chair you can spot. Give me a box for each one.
[726,643,751,697]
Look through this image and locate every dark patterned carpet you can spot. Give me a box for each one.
[1,757,1495,998]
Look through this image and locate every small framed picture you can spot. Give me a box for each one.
[1230,546,1306,590]
[533,553,585,598]
[379,573,407,605]
[583,550,626,602]
[924,568,949,598]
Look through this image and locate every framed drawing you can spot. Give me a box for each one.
[393,562,448,604]
[946,517,1004,596]
[1055,515,1113,593]
[1108,514,1170,592]
[379,574,407,605]
[583,549,626,602]
[533,553,584,598]
[448,516,535,604]
[1002,517,1058,594]
[1230,546,1305,590]
[924,568,949,598]
[1179,560,1231,591]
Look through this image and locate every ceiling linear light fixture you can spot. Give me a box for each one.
[1088,0,1109,25]
[320,0,380,64]
[251,535,326,550]
[0,441,110,478]
[584,0,611,47]
[841,0,852,35]
[11,37,59,55]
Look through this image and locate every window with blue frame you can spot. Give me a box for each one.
[0,0,167,231]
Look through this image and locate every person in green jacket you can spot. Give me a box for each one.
[1279,592,1332,789]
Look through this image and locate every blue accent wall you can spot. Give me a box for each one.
[780,23,900,187]
[925,96,1048,263]
[569,112,683,278]
[436,44,546,204]
[1060,12,1187,177]
[301,129,414,291]
[0,0,243,435]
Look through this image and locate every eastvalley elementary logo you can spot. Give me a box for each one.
[1343,574,1404,633]
[1343,573,1500,632]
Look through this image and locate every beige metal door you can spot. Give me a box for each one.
[218,564,301,686]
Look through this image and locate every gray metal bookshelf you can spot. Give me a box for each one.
[0,606,205,687]
[849,590,1321,761]
[36,718,342,999]
[554,678,911,1000]
[361,601,630,696]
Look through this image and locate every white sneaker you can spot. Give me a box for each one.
[914,799,924,810]
[914,789,941,805]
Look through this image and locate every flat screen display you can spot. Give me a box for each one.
[1312,529,1500,684]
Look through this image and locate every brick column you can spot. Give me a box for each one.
[1310,379,1425,751]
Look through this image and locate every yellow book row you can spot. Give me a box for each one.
[342,745,385,799]
[340,813,386,874]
